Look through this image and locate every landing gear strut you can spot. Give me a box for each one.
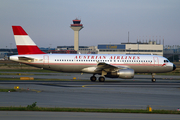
[151,73,156,82]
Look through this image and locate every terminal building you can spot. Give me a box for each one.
[98,41,163,56]
[55,46,98,54]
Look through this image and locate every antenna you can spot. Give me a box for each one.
[128,31,129,43]
[163,36,164,47]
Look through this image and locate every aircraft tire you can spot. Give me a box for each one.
[90,76,96,82]
[99,77,105,82]
[152,78,156,82]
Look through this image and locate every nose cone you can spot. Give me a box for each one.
[173,64,176,71]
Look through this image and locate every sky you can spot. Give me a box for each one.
[0,0,180,48]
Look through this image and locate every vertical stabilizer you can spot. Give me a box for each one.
[12,26,45,55]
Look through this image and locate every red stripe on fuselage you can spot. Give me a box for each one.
[26,62,160,66]
[17,45,45,55]
[12,26,28,35]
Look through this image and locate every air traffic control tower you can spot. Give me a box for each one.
[70,19,83,51]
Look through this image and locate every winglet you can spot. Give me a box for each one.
[12,26,46,55]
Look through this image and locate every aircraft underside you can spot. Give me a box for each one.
[24,62,173,82]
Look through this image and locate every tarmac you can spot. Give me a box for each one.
[0,111,179,120]
[0,72,180,119]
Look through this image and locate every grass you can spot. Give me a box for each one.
[0,107,179,114]
[0,89,16,92]
[0,69,58,73]
[0,73,35,75]
[0,77,83,81]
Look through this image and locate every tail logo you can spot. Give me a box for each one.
[12,26,45,55]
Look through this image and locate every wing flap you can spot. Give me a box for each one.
[95,62,129,72]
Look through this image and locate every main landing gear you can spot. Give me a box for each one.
[90,75,105,82]
[99,76,105,82]
[151,73,156,82]
[90,75,96,82]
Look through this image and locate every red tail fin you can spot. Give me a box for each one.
[12,26,46,55]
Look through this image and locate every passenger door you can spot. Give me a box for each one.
[153,57,159,66]
[43,55,49,68]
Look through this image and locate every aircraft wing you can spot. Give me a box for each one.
[95,62,128,72]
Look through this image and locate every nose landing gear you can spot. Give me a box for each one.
[151,73,156,82]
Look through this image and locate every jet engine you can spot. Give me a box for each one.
[105,69,134,79]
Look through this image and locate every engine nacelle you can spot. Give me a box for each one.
[105,69,134,79]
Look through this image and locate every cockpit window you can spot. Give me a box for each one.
[164,60,169,63]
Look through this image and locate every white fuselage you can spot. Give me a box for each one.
[10,54,174,73]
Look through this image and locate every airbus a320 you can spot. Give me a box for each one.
[10,26,176,82]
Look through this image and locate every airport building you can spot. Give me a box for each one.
[55,46,98,54]
[98,41,163,56]
[163,45,180,62]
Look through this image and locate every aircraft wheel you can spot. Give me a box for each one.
[152,78,156,82]
[90,76,96,82]
[99,77,105,82]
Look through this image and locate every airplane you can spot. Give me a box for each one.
[10,26,176,82]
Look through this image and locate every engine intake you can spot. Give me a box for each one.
[105,69,134,79]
